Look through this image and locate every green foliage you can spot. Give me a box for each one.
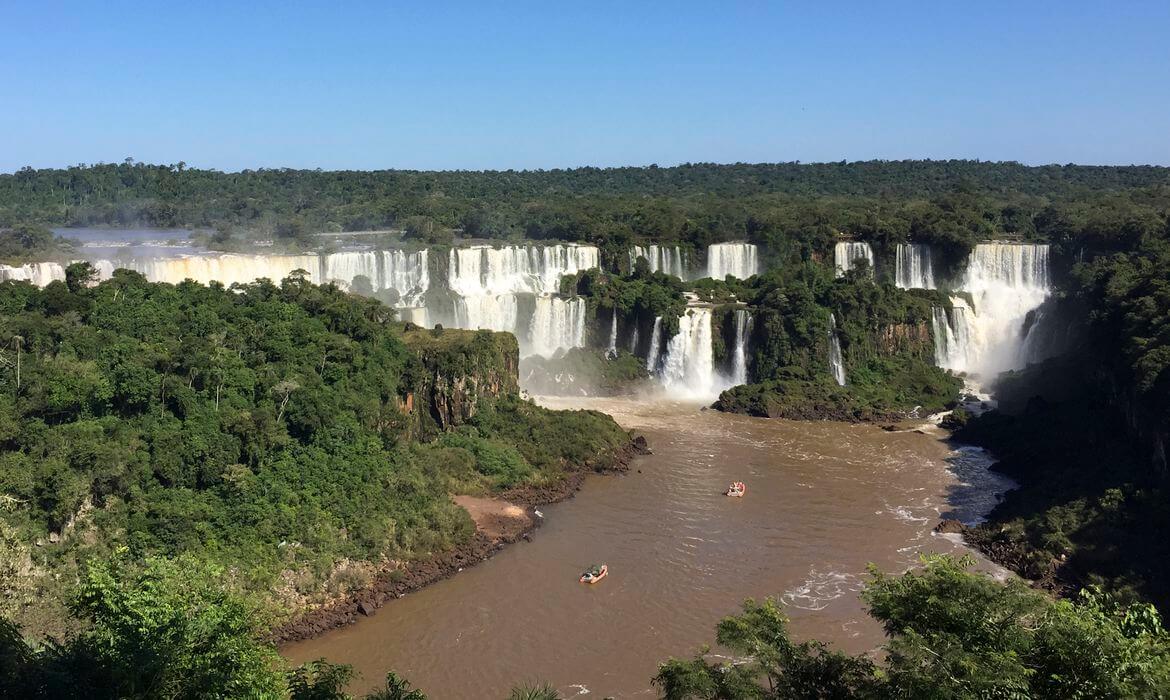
[0,224,73,262]
[506,683,562,700]
[0,273,630,637]
[714,262,960,420]
[654,556,1170,699]
[864,555,1170,699]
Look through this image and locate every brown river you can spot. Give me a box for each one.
[283,396,1012,698]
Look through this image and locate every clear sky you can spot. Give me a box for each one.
[2,1,1168,172]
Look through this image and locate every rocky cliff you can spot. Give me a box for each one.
[402,327,520,437]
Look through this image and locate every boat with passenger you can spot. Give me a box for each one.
[580,564,608,584]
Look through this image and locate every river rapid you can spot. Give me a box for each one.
[283,396,1012,698]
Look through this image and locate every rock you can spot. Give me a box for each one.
[632,435,651,453]
[934,519,965,534]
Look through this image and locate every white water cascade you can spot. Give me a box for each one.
[834,242,875,277]
[828,313,847,386]
[529,297,586,357]
[608,310,618,355]
[629,245,689,279]
[931,243,1051,380]
[705,243,760,280]
[646,317,663,372]
[660,308,717,398]
[446,243,599,357]
[0,262,66,286]
[448,244,598,296]
[323,250,429,302]
[729,309,753,386]
[894,243,935,289]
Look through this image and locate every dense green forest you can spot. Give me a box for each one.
[0,268,630,638]
[2,161,1168,265]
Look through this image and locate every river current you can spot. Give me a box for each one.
[283,396,1012,698]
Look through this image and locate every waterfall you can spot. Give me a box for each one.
[319,249,430,304]
[322,251,379,289]
[0,262,66,286]
[660,308,717,398]
[931,243,1051,380]
[607,309,618,354]
[729,309,752,386]
[894,243,935,289]
[646,316,663,372]
[448,244,598,296]
[629,245,688,279]
[629,323,640,355]
[446,243,599,357]
[529,297,586,357]
[834,242,874,277]
[97,254,323,287]
[828,313,847,386]
[705,243,760,280]
[452,292,519,335]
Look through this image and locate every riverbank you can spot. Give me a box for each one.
[271,437,647,644]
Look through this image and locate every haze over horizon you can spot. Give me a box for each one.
[3,1,1169,172]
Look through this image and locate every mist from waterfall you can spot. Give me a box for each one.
[629,245,688,279]
[828,313,847,386]
[894,243,935,289]
[834,242,875,277]
[705,243,760,280]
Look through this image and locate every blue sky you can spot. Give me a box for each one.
[2,1,1168,171]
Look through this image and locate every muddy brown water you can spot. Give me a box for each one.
[283,396,1011,698]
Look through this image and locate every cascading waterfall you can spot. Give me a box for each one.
[448,244,598,296]
[100,254,323,287]
[529,297,586,357]
[932,300,975,370]
[645,317,663,372]
[446,243,599,356]
[322,249,430,314]
[629,245,688,279]
[0,262,66,286]
[660,308,717,398]
[894,243,935,289]
[629,323,640,355]
[729,309,753,386]
[705,243,760,280]
[608,309,618,355]
[834,242,875,277]
[828,313,847,386]
[931,243,1051,380]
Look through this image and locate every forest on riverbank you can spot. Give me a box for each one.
[0,267,632,640]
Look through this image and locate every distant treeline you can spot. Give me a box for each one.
[2,161,1168,260]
